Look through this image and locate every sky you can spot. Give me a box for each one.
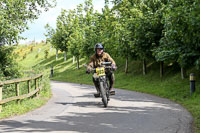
[20,0,108,44]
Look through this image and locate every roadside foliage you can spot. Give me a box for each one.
[0,0,55,119]
[45,0,200,78]
[0,0,55,77]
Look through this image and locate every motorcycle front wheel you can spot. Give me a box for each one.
[99,81,108,107]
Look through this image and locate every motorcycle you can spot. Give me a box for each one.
[85,62,114,107]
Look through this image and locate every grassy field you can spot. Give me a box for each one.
[4,42,200,132]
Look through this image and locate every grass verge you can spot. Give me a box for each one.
[0,69,52,120]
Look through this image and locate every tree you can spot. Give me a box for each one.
[68,5,85,69]
[45,9,73,61]
[133,0,165,75]
[154,0,200,79]
[0,46,19,77]
[0,0,55,45]
[112,0,138,73]
[81,0,98,58]
[44,23,60,60]
[0,0,55,77]
[55,9,72,61]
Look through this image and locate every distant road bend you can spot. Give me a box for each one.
[0,81,193,133]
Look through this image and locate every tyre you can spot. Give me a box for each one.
[106,81,110,101]
[99,81,108,107]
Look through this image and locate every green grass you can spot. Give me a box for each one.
[0,98,47,119]
[0,79,52,119]
[0,43,52,119]
[6,43,200,132]
[0,70,52,119]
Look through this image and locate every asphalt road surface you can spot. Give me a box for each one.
[0,81,193,133]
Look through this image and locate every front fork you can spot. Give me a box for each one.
[99,76,109,99]
[93,74,109,98]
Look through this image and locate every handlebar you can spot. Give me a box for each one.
[88,66,113,73]
[101,62,112,65]
[91,66,112,70]
[84,62,114,74]
[83,62,112,69]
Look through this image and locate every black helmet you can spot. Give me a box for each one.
[94,43,104,51]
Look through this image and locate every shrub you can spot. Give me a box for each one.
[35,54,39,59]
[44,49,49,59]
[23,53,27,60]
[30,46,34,52]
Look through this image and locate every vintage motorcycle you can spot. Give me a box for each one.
[85,62,114,107]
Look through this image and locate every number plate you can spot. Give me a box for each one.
[96,67,105,76]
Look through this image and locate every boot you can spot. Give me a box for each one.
[109,74,115,95]
[109,88,115,95]
[94,88,100,98]
[94,82,100,98]
[94,93,100,98]
[109,83,115,95]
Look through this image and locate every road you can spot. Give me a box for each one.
[0,80,193,133]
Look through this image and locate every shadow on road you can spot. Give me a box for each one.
[0,82,190,133]
[0,104,176,133]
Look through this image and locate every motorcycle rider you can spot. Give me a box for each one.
[86,43,117,97]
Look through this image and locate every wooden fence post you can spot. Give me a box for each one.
[27,80,31,93]
[35,79,38,97]
[38,77,40,89]
[39,75,42,87]
[38,77,40,95]
[15,83,20,104]
[0,85,2,112]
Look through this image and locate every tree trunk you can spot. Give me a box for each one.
[143,59,147,75]
[49,46,52,52]
[125,56,128,74]
[181,67,186,79]
[73,56,75,64]
[77,56,79,69]
[64,51,67,61]
[160,61,164,78]
[56,49,58,61]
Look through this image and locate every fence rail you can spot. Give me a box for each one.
[0,74,43,112]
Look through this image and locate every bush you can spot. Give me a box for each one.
[30,46,34,52]
[35,54,39,59]
[0,46,20,78]
[44,49,49,59]
[23,53,27,60]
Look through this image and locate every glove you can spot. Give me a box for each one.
[86,67,91,74]
[111,64,117,71]
[86,70,90,74]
